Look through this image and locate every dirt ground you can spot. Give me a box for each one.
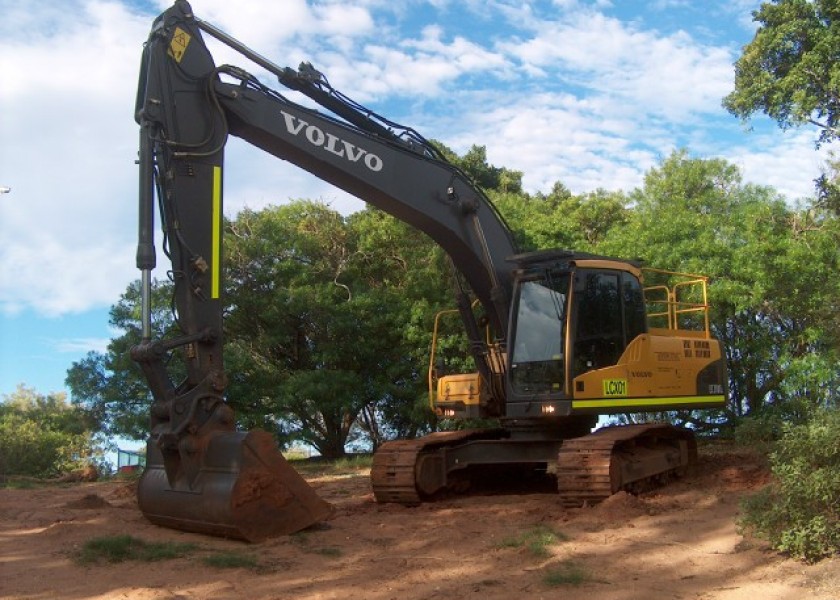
[1,442,838,600]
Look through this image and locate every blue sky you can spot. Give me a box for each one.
[0,0,833,403]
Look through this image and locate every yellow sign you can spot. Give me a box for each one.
[168,26,191,63]
[602,379,628,397]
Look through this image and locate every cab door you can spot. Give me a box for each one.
[570,269,646,380]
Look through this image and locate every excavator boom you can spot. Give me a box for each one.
[133,0,517,539]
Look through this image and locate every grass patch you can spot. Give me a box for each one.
[289,454,373,477]
[289,529,342,558]
[75,535,197,565]
[497,525,568,558]
[310,546,342,558]
[543,561,593,587]
[202,551,260,570]
[328,454,373,472]
[2,478,39,490]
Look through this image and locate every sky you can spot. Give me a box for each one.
[0,0,834,405]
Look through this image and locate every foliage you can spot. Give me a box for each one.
[433,142,524,194]
[202,551,260,570]
[497,525,567,558]
[0,386,99,479]
[723,0,840,210]
[65,281,177,440]
[224,201,439,455]
[738,408,840,562]
[542,562,593,587]
[494,184,628,252]
[74,535,197,565]
[599,150,840,429]
[723,0,840,144]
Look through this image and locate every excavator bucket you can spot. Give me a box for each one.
[137,429,333,542]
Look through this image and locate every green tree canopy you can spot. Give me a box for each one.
[724,0,840,210]
[600,150,840,425]
[215,201,443,455]
[66,281,177,440]
[433,142,524,194]
[0,385,100,478]
[66,146,840,456]
[723,0,840,143]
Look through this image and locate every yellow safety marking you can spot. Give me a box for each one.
[211,166,222,299]
[572,395,726,410]
[168,26,191,63]
[602,378,628,397]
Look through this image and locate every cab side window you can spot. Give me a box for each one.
[574,272,622,373]
[622,273,647,342]
[573,270,647,377]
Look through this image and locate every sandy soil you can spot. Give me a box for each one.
[1,442,837,600]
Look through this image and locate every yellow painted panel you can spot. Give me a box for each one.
[211,166,221,299]
[572,395,726,410]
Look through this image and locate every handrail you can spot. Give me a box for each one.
[642,269,710,337]
[428,300,484,409]
[428,308,462,409]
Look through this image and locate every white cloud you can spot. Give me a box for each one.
[498,10,734,120]
[52,337,111,354]
[313,3,375,37]
[0,0,830,321]
[727,129,834,202]
[0,233,133,316]
[436,97,652,195]
[179,0,374,58]
[0,0,149,316]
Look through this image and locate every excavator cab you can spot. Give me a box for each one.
[430,250,727,421]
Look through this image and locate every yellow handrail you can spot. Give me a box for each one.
[642,269,711,337]
[428,308,461,410]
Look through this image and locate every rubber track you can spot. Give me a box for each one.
[370,430,495,504]
[556,423,696,507]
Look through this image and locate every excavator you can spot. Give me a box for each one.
[132,1,728,541]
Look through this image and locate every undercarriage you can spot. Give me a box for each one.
[371,422,697,506]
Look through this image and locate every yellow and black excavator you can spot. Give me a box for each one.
[132,1,728,541]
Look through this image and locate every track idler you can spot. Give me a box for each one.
[138,429,333,542]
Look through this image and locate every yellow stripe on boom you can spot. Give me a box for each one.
[211,166,222,299]
[572,395,726,410]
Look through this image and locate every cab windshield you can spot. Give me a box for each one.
[509,274,569,394]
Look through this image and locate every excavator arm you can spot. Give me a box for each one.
[132,0,517,539]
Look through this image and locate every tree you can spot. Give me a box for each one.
[224,201,438,455]
[433,142,524,193]
[600,150,840,428]
[494,184,629,252]
[0,386,99,478]
[723,0,840,209]
[66,280,178,440]
[348,208,451,443]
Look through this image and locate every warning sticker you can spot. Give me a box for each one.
[168,26,191,63]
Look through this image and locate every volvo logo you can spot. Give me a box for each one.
[279,110,384,172]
